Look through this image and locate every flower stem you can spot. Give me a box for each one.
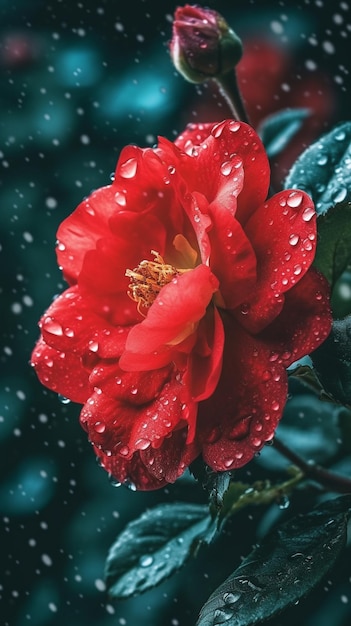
[214,70,250,123]
[273,437,351,494]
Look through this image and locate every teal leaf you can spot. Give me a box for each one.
[105,502,212,598]
[312,316,351,407]
[258,108,310,158]
[313,202,351,287]
[197,496,351,626]
[285,122,351,214]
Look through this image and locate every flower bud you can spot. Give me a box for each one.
[170,4,243,83]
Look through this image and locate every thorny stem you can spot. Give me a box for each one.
[214,70,250,124]
[273,436,351,494]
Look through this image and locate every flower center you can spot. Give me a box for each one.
[126,250,185,314]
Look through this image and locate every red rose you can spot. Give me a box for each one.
[31,120,331,490]
[170,4,242,83]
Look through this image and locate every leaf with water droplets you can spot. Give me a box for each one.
[285,122,351,215]
[313,202,351,289]
[105,502,213,598]
[197,495,351,626]
[258,108,310,158]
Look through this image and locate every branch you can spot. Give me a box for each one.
[273,437,351,494]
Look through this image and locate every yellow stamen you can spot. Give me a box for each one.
[126,250,186,314]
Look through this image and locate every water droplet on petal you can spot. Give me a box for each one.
[88,340,99,352]
[293,264,302,276]
[289,234,300,246]
[119,157,138,179]
[139,555,153,567]
[115,190,127,206]
[43,318,63,336]
[94,421,106,433]
[220,161,233,176]
[302,206,315,222]
[224,458,234,468]
[135,438,151,450]
[287,191,303,208]
[229,121,241,132]
[271,400,280,411]
[119,446,130,457]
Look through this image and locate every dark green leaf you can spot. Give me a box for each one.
[312,316,351,407]
[197,496,351,626]
[105,502,212,598]
[285,122,351,214]
[313,202,351,287]
[190,457,232,517]
[258,108,310,158]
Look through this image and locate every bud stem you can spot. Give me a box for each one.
[215,70,250,124]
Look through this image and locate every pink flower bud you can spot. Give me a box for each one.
[170,4,242,83]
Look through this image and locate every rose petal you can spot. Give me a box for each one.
[174,120,270,222]
[31,337,90,403]
[234,189,317,333]
[39,286,130,359]
[199,315,287,471]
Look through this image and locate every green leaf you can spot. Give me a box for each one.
[190,457,232,517]
[285,122,351,214]
[105,502,212,598]
[314,202,351,287]
[197,495,351,626]
[258,108,310,158]
[311,316,351,407]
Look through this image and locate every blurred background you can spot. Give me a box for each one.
[1,0,351,624]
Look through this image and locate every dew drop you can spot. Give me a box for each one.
[333,187,347,203]
[119,446,130,457]
[139,555,153,567]
[252,437,262,448]
[135,438,151,450]
[302,206,315,222]
[211,122,225,138]
[293,264,302,276]
[43,318,63,336]
[94,421,106,433]
[58,395,71,404]
[271,400,280,411]
[115,190,127,206]
[119,157,138,179]
[289,234,300,246]
[335,130,346,141]
[224,458,234,468]
[317,154,328,166]
[220,161,233,176]
[229,121,241,132]
[88,340,99,352]
[287,191,303,208]
[223,592,241,606]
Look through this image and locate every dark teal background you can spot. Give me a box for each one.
[1,1,351,624]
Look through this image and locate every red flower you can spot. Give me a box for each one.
[170,4,242,83]
[31,120,331,490]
